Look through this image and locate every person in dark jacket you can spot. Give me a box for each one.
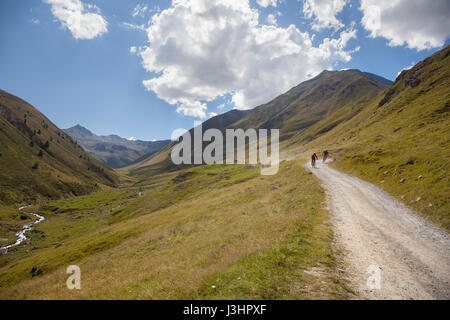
[323,150,329,163]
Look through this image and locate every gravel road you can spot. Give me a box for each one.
[309,161,450,299]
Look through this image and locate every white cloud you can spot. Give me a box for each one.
[44,0,108,40]
[122,22,146,31]
[360,0,450,51]
[216,103,225,109]
[130,46,137,54]
[175,100,208,119]
[266,14,277,25]
[132,4,161,18]
[139,0,357,118]
[128,136,137,141]
[256,0,279,8]
[208,112,218,118]
[303,0,347,31]
[132,4,148,18]
[32,18,40,24]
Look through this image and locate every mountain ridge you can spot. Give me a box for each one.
[64,125,171,168]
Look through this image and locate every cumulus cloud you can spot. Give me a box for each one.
[44,0,108,39]
[130,46,137,54]
[360,0,450,51]
[208,112,218,118]
[303,0,347,31]
[139,0,357,118]
[256,0,279,8]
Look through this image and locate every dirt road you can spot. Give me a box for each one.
[309,161,450,299]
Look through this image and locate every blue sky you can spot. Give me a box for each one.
[0,0,449,141]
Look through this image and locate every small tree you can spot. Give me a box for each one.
[43,140,50,149]
[32,163,39,170]
[37,150,43,157]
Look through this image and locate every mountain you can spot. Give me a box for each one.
[126,69,392,175]
[0,90,119,204]
[64,125,170,168]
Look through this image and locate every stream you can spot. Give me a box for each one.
[0,205,45,254]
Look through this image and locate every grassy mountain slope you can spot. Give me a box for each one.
[288,45,450,230]
[64,125,170,169]
[232,69,391,139]
[0,90,119,205]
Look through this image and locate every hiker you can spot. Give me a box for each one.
[323,150,329,163]
[311,152,318,168]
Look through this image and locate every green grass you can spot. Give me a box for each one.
[194,183,350,299]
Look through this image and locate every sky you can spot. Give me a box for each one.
[0,0,449,141]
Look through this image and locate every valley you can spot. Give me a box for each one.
[0,45,448,300]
